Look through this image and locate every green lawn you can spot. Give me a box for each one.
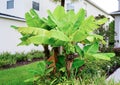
[0,62,39,85]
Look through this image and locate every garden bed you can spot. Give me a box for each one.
[0,50,45,69]
[0,58,43,70]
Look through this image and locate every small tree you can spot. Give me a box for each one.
[12,6,115,79]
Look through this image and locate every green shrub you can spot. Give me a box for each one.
[0,50,45,68]
[0,52,16,67]
[79,74,120,85]
[79,56,120,78]
[14,52,27,62]
[26,50,45,61]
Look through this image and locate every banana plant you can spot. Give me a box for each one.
[17,9,57,59]
[12,6,115,77]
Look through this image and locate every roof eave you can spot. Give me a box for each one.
[110,11,120,17]
[85,0,108,15]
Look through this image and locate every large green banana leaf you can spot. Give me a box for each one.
[16,27,69,46]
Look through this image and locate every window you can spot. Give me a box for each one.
[7,0,14,9]
[66,3,74,12]
[32,1,39,11]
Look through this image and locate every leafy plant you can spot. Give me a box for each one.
[0,50,44,68]
[24,61,53,85]
[0,52,16,67]
[26,50,45,61]
[95,15,115,53]
[12,6,115,84]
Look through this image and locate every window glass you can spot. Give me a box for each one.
[32,1,39,11]
[66,3,74,12]
[7,0,14,9]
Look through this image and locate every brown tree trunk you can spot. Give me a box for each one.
[43,44,50,59]
[66,54,75,77]
[47,47,59,73]
[53,47,59,56]
[61,0,65,7]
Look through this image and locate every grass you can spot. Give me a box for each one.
[0,61,119,85]
[0,61,40,85]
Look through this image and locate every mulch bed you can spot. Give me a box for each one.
[0,58,44,70]
[107,65,120,77]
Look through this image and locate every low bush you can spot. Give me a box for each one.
[0,50,45,68]
[26,50,45,61]
[80,55,120,78]
[0,52,16,67]
[14,52,27,62]
[25,60,120,85]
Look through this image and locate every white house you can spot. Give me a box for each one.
[110,0,120,49]
[0,0,110,53]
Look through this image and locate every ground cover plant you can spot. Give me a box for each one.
[12,6,115,84]
[0,50,44,68]
[0,61,119,85]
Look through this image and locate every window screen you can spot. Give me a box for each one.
[32,1,39,11]
[7,0,14,9]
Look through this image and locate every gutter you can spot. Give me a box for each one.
[0,13,25,22]
[109,11,120,18]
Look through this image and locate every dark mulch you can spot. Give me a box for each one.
[107,65,120,77]
[0,58,44,70]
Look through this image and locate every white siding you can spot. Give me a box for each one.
[0,0,59,18]
[39,0,60,17]
[0,18,44,53]
[0,0,25,18]
[65,0,109,18]
[85,1,108,17]
[114,16,120,48]
[65,0,84,12]
[0,0,59,53]
[23,0,60,17]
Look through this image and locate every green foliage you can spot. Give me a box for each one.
[72,58,84,69]
[103,56,120,76]
[0,50,44,68]
[92,53,115,60]
[79,74,120,85]
[25,9,51,30]
[80,55,120,80]
[0,52,16,67]
[25,61,53,84]
[83,43,114,60]
[13,6,109,56]
[84,42,99,54]
[108,21,115,45]
[95,15,115,52]
[56,55,66,71]
[75,45,84,57]
[0,60,119,85]
[12,6,116,84]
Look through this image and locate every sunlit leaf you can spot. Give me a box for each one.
[92,53,115,60]
[72,58,84,69]
[83,42,99,53]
